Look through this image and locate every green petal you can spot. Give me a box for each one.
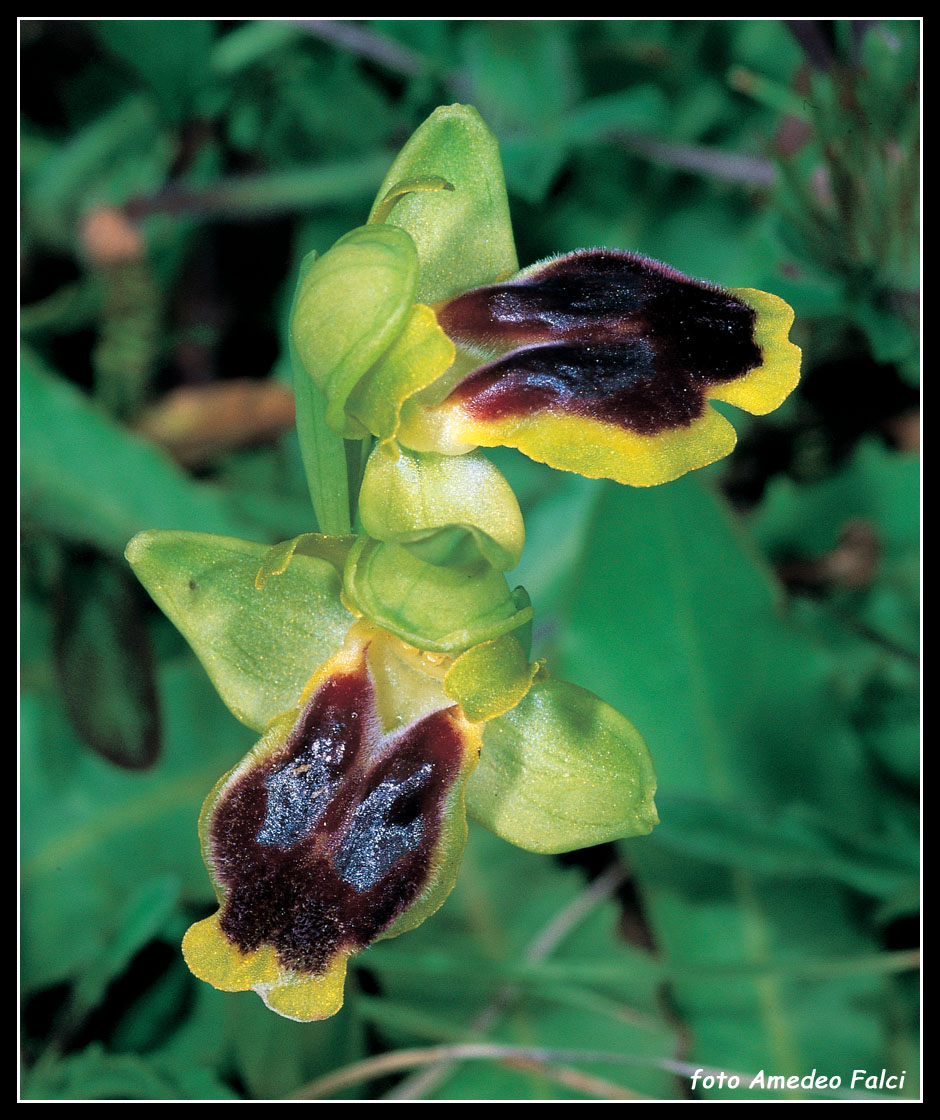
[467,678,658,853]
[443,633,539,722]
[357,445,525,571]
[290,224,418,438]
[368,104,518,304]
[345,303,455,446]
[254,533,357,589]
[342,538,533,654]
[368,175,455,226]
[125,531,353,732]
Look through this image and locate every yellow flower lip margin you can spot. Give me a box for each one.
[182,911,350,1023]
[183,629,483,1023]
[713,287,802,415]
[411,397,741,488]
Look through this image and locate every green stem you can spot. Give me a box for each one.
[345,435,373,531]
[291,357,351,535]
[288,248,352,536]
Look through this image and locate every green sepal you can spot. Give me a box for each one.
[254,533,357,589]
[443,633,539,722]
[466,678,659,853]
[342,538,533,654]
[125,530,353,733]
[290,224,418,438]
[357,445,525,571]
[367,104,518,304]
[346,303,455,446]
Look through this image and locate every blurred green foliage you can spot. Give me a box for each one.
[20,19,919,1101]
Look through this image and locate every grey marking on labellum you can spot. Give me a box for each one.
[210,666,468,974]
[333,763,433,892]
[256,732,346,848]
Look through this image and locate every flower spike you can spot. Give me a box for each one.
[124,104,803,1024]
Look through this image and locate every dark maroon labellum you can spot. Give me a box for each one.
[208,663,467,975]
[438,250,761,436]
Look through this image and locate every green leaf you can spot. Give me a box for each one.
[70,875,182,1017]
[561,473,896,1096]
[750,438,919,659]
[562,87,670,145]
[358,446,525,571]
[850,298,918,365]
[364,826,678,1100]
[209,18,299,75]
[164,983,367,1100]
[108,936,195,1055]
[21,657,257,993]
[650,793,917,898]
[751,439,919,561]
[125,530,352,732]
[467,678,658,853]
[459,24,578,204]
[21,1045,239,1101]
[462,23,579,134]
[91,20,215,124]
[342,538,532,654]
[24,95,170,250]
[498,134,569,205]
[53,551,161,770]
[20,348,261,557]
[368,104,518,303]
[506,465,597,620]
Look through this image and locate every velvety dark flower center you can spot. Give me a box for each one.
[209,663,467,974]
[439,250,762,435]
